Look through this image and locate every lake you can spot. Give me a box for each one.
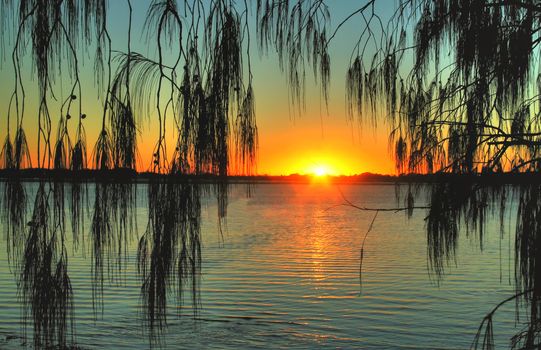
[0,181,527,349]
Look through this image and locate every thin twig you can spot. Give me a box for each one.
[359,210,378,293]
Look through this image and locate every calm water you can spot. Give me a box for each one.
[0,182,526,349]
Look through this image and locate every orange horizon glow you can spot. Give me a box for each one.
[0,46,396,178]
[13,135,394,179]
[1,66,396,176]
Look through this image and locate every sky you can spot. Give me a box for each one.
[0,1,396,176]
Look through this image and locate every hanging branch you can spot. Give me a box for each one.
[256,0,331,111]
[359,210,378,293]
[93,8,112,171]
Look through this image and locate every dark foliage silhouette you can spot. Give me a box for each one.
[2,1,541,349]
[0,0,256,347]
[21,183,74,349]
[255,2,541,347]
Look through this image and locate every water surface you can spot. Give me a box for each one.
[0,182,524,349]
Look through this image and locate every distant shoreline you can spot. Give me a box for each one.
[0,168,540,185]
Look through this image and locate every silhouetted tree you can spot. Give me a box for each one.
[257,0,541,175]
[3,1,541,348]
[257,2,541,348]
[0,0,258,347]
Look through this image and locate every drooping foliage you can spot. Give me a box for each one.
[254,4,541,346]
[137,178,202,342]
[256,0,331,110]
[0,0,259,347]
[20,183,74,349]
[4,0,541,348]
[256,0,541,174]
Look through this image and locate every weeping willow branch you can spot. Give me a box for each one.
[256,0,331,110]
[20,183,74,349]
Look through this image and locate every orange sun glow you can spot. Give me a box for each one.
[309,164,334,177]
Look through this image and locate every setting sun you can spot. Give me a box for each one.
[314,166,328,177]
[309,164,334,177]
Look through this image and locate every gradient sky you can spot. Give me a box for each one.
[0,1,396,175]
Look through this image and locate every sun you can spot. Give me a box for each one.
[313,166,329,177]
[309,164,334,177]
